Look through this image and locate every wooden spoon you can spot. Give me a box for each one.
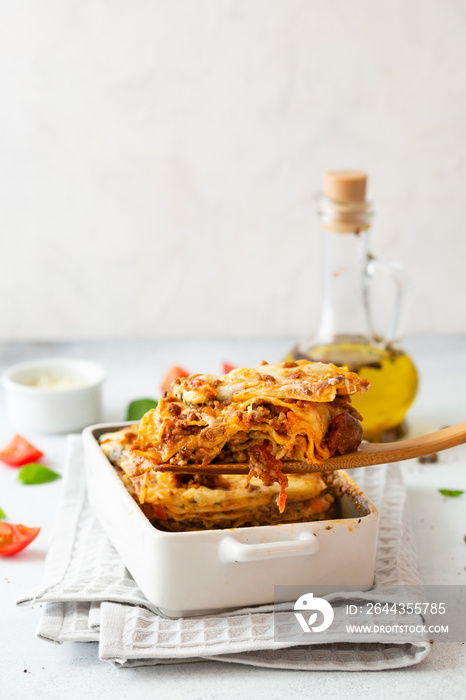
[153,421,466,475]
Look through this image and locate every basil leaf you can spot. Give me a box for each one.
[438,489,464,498]
[126,398,158,421]
[0,508,6,520]
[18,464,61,485]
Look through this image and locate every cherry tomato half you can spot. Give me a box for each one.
[0,435,44,467]
[0,522,40,556]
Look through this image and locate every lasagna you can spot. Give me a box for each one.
[131,360,369,513]
[99,426,342,532]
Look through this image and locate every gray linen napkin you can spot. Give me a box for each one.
[18,436,430,669]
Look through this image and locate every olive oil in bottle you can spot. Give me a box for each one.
[286,171,418,441]
[287,339,418,441]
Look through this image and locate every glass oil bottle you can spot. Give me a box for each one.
[286,171,418,441]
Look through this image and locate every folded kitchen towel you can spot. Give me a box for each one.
[17,436,430,669]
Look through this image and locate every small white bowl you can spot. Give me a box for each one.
[1,358,106,434]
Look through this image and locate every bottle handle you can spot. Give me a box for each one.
[364,257,411,344]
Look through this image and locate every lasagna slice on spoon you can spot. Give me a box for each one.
[132,360,369,513]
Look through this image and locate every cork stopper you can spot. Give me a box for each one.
[319,170,372,233]
[324,170,367,203]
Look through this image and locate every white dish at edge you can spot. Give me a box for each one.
[2,358,106,434]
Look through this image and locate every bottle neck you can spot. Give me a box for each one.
[319,194,373,234]
[314,229,372,345]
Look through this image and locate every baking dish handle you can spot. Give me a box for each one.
[219,531,319,563]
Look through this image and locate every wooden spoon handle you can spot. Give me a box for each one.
[153,421,466,475]
[309,420,466,472]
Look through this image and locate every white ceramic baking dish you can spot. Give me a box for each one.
[83,423,379,618]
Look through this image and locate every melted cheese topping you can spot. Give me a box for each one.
[172,360,367,405]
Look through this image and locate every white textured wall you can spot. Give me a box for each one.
[0,0,465,340]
